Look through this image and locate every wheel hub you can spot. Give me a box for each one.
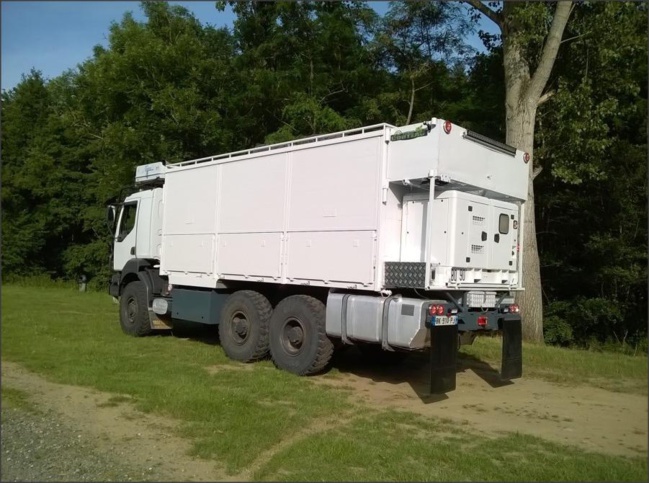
[287,326,304,345]
[231,312,250,344]
[281,318,305,355]
[127,298,138,324]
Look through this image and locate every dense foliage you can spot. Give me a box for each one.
[1,1,646,351]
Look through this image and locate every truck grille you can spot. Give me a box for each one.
[467,291,497,308]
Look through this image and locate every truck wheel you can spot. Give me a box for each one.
[358,343,408,365]
[119,281,153,337]
[219,290,272,362]
[269,295,333,376]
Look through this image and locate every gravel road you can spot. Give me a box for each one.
[1,405,161,482]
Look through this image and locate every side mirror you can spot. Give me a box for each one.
[106,205,117,233]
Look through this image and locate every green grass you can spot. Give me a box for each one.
[1,285,646,481]
[255,412,644,481]
[460,334,648,395]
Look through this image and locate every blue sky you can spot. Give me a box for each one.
[1,1,497,92]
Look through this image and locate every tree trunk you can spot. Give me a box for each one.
[406,76,415,125]
[465,0,572,343]
[503,36,545,342]
[506,103,544,342]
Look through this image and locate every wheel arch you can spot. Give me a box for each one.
[117,259,166,303]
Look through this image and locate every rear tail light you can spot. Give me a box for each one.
[502,304,520,314]
[477,315,488,327]
[428,304,445,316]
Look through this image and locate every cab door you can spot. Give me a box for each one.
[113,201,138,271]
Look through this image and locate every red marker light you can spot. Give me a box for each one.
[523,152,530,163]
[477,316,488,327]
[443,120,452,134]
[428,304,445,316]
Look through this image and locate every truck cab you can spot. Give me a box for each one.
[111,188,163,272]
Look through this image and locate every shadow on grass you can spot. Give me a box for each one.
[155,319,220,346]
[156,321,512,403]
[458,352,514,389]
[328,345,512,403]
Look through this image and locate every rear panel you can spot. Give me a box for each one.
[397,190,520,288]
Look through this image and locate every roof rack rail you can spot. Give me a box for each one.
[168,123,394,168]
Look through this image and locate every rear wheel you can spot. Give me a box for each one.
[269,295,333,375]
[219,290,272,362]
[119,281,153,337]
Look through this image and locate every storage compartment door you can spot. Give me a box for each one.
[465,200,490,268]
[490,205,518,271]
[400,197,428,262]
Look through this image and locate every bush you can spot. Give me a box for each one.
[2,273,77,290]
[544,315,574,346]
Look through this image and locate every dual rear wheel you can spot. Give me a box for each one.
[219,291,333,375]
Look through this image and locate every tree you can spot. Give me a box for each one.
[223,1,381,144]
[1,70,95,280]
[464,1,573,342]
[377,1,473,124]
[534,2,647,350]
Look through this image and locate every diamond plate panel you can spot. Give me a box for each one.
[384,262,426,288]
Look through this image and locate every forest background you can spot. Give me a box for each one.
[1,1,646,352]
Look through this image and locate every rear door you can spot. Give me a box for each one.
[400,196,428,262]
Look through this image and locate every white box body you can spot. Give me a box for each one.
[154,120,529,292]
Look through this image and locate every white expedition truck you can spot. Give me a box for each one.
[107,118,528,394]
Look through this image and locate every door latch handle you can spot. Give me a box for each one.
[494,234,500,243]
[130,247,135,255]
[481,231,487,242]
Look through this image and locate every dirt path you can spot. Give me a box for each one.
[2,355,646,482]
[323,350,648,457]
[1,361,229,482]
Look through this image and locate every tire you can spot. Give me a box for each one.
[358,343,408,365]
[119,281,153,337]
[269,295,334,376]
[218,290,272,362]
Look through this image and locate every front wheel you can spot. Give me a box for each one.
[269,295,333,376]
[119,281,153,337]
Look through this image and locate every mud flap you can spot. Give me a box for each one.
[148,309,173,330]
[429,324,458,394]
[501,318,522,380]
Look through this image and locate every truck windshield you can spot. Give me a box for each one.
[118,202,137,241]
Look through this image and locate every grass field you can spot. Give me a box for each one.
[1,285,647,481]
[461,334,648,395]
